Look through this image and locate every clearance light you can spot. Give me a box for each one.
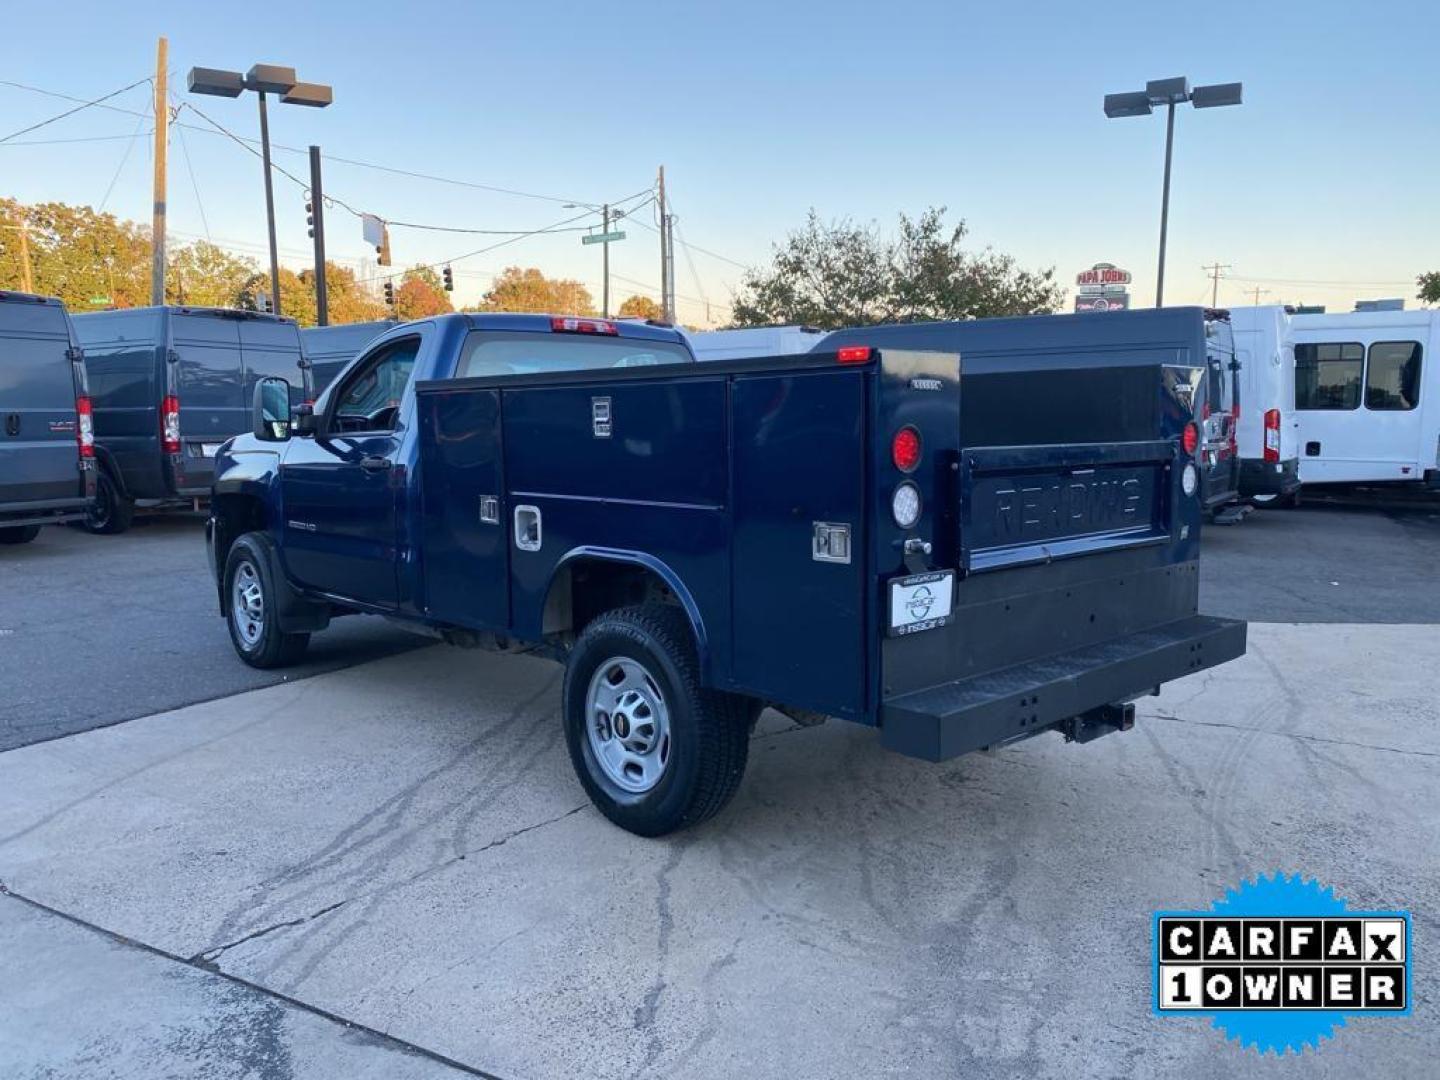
[836,346,871,364]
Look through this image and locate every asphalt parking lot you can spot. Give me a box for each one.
[2,495,1437,1078]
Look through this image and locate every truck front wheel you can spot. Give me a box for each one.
[224,533,310,669]
[563,605,750,837]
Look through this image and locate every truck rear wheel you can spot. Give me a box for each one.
[563,604,750,837]
[224,533,310,669]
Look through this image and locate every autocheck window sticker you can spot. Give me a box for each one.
[1153,873,1411,1054]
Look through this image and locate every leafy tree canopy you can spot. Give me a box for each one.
[469,266,596,316]
[618,294,663,320]
[393,265,453,320]
[730,207,1064,329]
[1419,272,1440,306]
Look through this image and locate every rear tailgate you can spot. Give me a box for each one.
[878,354,1245,760]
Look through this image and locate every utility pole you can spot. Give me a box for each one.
[4,216,37,293]
[150,36,169,305]
[307,146,328,325]
[658,166,675,323]
[601,203,610,318]
[1250,286,1271,306]
[1202,262,1231,307]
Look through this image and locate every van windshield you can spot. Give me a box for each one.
[456,331,692,378]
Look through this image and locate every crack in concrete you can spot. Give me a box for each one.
[1142,711,1440,759]
[197,802,589,975]
[190,898,350,968]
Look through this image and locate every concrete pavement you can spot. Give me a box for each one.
[1,623,1435,1079]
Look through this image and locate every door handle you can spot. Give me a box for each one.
[359,455,392,473]
[4,413,19,437]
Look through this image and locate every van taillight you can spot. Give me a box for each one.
[75,396,94,458]
[161,395,181,454]
[1263,409,1281,463]
[1182,422,1199,455]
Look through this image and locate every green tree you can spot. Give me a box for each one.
[307,263,389,325]
[393,264,453,320]
[168,241,257,307]
[618,294,663,320]
[730,207,1064,329]
[1419,272,1440,306]
[0,198,150,309]
[470,266,596,315]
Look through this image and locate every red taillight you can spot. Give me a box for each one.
[836,345,871,364]
[892,426,922,472]
[1181,422,1199,455]
[1263,408,1281,463]
[550,316,618,335]
[75,396,94,459]
[161,394,180,454]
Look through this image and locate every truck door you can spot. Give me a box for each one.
[279,333,420,605]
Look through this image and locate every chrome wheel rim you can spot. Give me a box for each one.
[231,560,264,648]
[585,656,671,793]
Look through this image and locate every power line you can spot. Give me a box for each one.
[172,115,212,242]
[0,76,151,144]
[0,131,152,147]
[98,112,149,211]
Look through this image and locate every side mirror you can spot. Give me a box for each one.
[293,402,316,438]
[252,377,292,442]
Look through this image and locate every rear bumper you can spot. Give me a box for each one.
[880,614,1247,761]
[1239,457,1301,498]
[0,496,93,529]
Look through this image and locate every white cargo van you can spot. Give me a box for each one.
[1290,308,1439,487]
[1228,306,1303,504]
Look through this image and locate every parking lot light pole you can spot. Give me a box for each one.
[186,64,333,316]
[1104,78,1242,308]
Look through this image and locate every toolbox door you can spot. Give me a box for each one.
[418,385,509,630]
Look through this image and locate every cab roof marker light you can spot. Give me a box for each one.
[551,317,618,336]
[836,346,872,364]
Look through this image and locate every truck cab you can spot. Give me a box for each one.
[209,309,1245,836]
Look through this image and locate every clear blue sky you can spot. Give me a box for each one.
[2,0,1436,321]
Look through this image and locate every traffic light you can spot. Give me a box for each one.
[442,265,454,292]
[375,224,392,267]
[383,281,394,307]
[305,199,315,239]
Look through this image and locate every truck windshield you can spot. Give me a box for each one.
[456,331,691,378]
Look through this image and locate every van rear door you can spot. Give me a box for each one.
[0,297,85,513]
[171,311,244,488]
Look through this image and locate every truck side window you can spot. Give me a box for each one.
[1295,342,1363,410]
[1365,341,1422,411]
[330,337,420,434]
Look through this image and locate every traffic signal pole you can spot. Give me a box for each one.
[308,146,328,326]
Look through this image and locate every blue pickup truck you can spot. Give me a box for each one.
[209,309,1246,835]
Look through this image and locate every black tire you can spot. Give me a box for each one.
[0,525,42,545]
[563,604,750,837]
[80,468,135,535]
[223,533,310,669]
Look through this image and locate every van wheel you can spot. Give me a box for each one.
[81,469,134,535]
[563,604,751,837]
[0,525,42,545]
[224,533,309,668]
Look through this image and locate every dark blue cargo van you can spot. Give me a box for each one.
[71,306,305,532]
[0,291,95,544]
[300,320,397,400]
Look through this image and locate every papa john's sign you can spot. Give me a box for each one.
[1075,262,1132,312]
